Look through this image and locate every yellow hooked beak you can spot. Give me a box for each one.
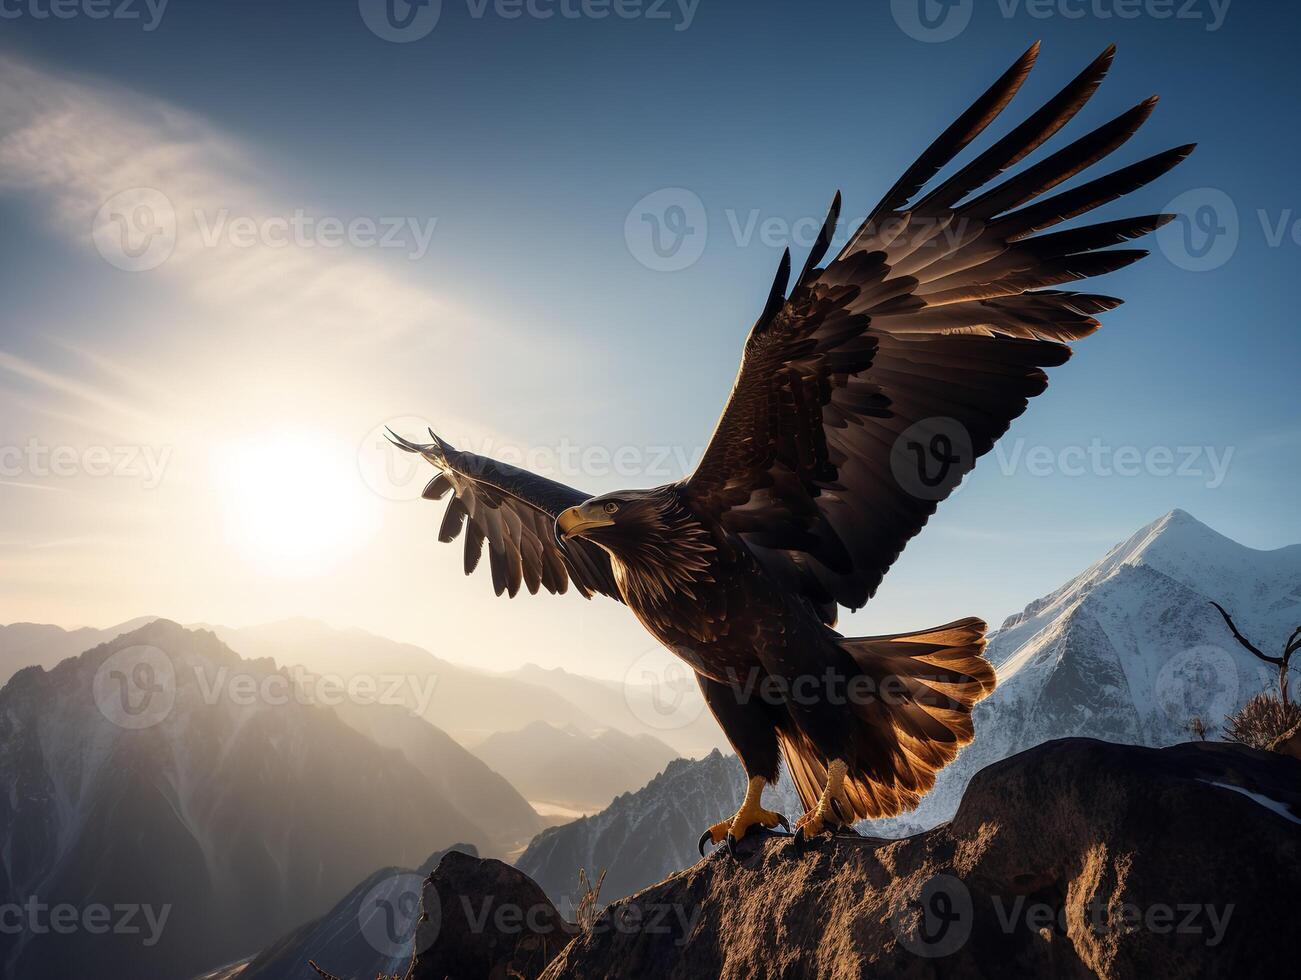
[556,504,615,541]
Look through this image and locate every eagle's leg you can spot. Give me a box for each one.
[697,775,789,858]
[694,673,789,858]
[793,758,850,846]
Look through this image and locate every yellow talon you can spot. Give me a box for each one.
[794,759,849,843]
[701,818,731,848]
[697,776,788,856]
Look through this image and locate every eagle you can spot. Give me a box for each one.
[389,43,1190,854]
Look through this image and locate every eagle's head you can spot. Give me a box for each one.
[555,489,671,553]
[555,487,715,604]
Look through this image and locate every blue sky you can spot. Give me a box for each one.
[0,0,1297,676]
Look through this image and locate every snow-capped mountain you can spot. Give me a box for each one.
[0,620,533,979]
[516,510,1301,904]
[869,508,1301,834]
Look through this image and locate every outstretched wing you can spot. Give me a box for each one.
[685,43,1191,621]
[388,430,620,600]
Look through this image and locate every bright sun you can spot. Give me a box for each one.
[212,429,378,578]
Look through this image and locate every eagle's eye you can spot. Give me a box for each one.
[602,501,620,515]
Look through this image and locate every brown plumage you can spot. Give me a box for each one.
[390,44,1189,829]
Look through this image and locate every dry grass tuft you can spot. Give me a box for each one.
[576,868,607,934]
[1223,692,1301,751]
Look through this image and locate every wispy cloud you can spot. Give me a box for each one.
[0,349,158,425]
[0,54,468,345]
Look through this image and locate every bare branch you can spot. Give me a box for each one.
[1284,625,1301,659]
[1210,601,1281,665]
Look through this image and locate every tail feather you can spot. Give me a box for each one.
[779,617,994,821]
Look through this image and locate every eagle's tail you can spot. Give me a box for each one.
[779,617,995,823]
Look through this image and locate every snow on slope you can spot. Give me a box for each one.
[865,509,1301,835]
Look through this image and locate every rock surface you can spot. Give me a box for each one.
[406,851,577,980]
[240,845,478,980]
[433,739,1299,979]
[543,738,1299,978]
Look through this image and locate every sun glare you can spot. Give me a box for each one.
[211,429,379,578]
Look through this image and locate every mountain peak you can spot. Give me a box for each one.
[994,509,1301,660]
[1132,507,1216,547]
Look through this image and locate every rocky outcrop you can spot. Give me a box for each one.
[408,738,1299,979]
[240,845,478,980]
[406,851,577,980]
[545,738,1299,978]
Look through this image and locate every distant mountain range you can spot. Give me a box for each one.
[471,721,679,815]
[1,615,719,812]
[212,619,726,760]
[0,615,158,685]
[516,510,1301,906]
[206,619,610,749]
[0,620,538,979]
[503,663,728,759]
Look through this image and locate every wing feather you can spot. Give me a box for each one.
[684,46,1190,621]
[388,430,621,601]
